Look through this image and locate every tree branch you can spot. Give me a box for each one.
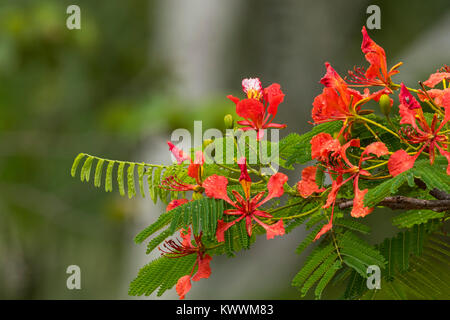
[337,195,450,212]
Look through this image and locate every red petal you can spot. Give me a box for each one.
[388,150,417,176]
[180,227,193,248]
[423,72,450,88]
[362,142,389,158]
[324,176,343,209]
[265,122,287,129]
[237,157,251,182]
[236,99,265,126]
[192,254,212,281]
[314,222,332,241]
[215,219,239,242]
[203,174,233,205]
[253,217,285,240]
[351,187,373,218]
[176,275,192,300]
[187,163,200,180]
[296,166,325,198]
[257,172,288,206]
[166,199,189,212]
[361,26,388,82]
[227,95,240,105]
[320,62,348,92]
[264,83,285,116]
[436,145,450,175]
[167,141,190,164]
[311,133,341,162]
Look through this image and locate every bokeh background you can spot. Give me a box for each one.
[1,0,449,299]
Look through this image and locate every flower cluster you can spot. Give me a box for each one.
[153,27,449,299]
[72,25,450,300]
[297,27,450,241]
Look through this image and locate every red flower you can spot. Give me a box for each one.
[312,63,384,138]
[311,134,389,240]
[203,158,287,241]
[160,227,212,300]
[388,84,450,176]
[423,68,450,88]
[228,78,286,140]
[347,26,401,90]
[163,142,205,192]
[296,166,326,198]
[166,198,189,212]
[418,66,450,106]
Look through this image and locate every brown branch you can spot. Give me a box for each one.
[414,178,450,200]
[337,196,450,212]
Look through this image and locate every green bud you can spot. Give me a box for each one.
[192,191,203,200]
[203,139,213,149]
[379,94,392,117]
[224,114,234,129]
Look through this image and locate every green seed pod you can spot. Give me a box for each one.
[379,94,392,117]
[224,114,234,129]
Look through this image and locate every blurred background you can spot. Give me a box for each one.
[0,0,449,299]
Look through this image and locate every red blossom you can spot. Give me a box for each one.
[312,63,384,138]
[311,135,389,240]
[203,158,288,241]
[347,26,401,90]
[388,84,450,176]
[163,143,205,192]
[423,70,450,88]
[160,227,212,300]
[228,78,286,140]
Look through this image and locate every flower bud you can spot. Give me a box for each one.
[379,94,392,117]
[224,114,234,129]
[202,139,213,149]
[192,191,203,200]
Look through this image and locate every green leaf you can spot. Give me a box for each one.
[94,159,105,188]
[295,223,325,255]
[392,210,445,229]
[71,153,85,177]
[80,156,94,182]
[105,161,115,192]
[364,171,409,207]
[292,243,335,288]
[412,159,450,193]
[127,163,136,199]
[137,164,145,198]
[129,254,196,297]
[117,162,125,196]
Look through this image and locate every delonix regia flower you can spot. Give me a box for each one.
[388,84,450,176]
[227,78,287,140]
[202,157,287,242]
[298,133,389,240]
[159,227,212,300]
